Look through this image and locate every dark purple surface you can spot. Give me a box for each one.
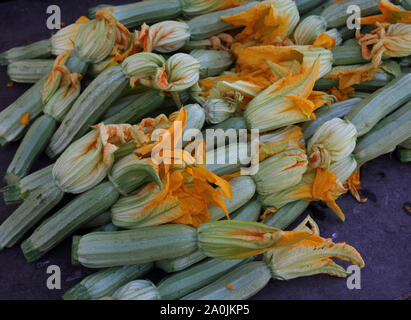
[0,0,410,300]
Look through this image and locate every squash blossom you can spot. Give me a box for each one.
[197,220,323,260]
[307,118,357,169]
[359,0,411,25]
[329,156,358,185]
[111,108,233,228]
[253,147,308,196]
[293,15,327,45]
[264,216,364,280]
[221,0,299,44]
[50,16,90,55]
[124,52,200,92]
[133,21,190,53]
[244,58,329,133]
[357,22,411,67]
[259,168,347,221]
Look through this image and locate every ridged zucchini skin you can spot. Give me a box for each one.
[80,211,112,229]
[0,39,52,66]
[47,65,128,158]
[7,59,54,83]
[295,0,327,14]
[353,72,393,92]
[1,164,53,205]
[300,0,333,19]
[21,182,120,262]
[302,98,363,140]
[89,0,182,29]
[0,76,46,146]
[355,101,411,167]
[0,181,64,250]
[263,200,309,230]
[332,44,368,66]
[5,114,56,185]
[346,73,411,137]
[188,2,259,40]
[206,116,248,132]
[181,261,271,300]
[155,200,261,273]
[321,0,380,28]
[63,263,153,300]
[103,90,165,125]
[157,258,251,300]
[209,176,256,221]
[73,224,198,268]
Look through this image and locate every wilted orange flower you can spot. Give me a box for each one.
[344,168,367,203]
[313,33,336,50]
[324,63,379,89]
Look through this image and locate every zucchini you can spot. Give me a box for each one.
[300,0,333,19]
[321,0,380,28]
[5,114,56,184]
[346,73,411,136]
[47,65,129,158]
[157,258,251,300]
[0,181,64,250]
[354,71,393,92]
[187,2,259,40]
[80,211,112,229]
[1,164,53,205]
[263,200,309,230]
[89,0,182,29]
[354,101,411,167]
[63,263,153,300]
[7,59,54,83]
[302,98,363,139]
[332,44,368,66]
[155,200,261,273]
[73,224,199,268]
[209,176,256,221]
[21,182,120,262]
[181,261,271,300]
[396,147,411,162]
[0,39,52,66]
[102,90,165,125]
[190,49,234,79]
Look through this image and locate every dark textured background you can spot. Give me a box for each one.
[0,0,410,300]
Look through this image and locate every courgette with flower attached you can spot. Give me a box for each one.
[182,216,364,300]
[72,219,318,268]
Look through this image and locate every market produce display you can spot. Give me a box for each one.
[0,0,410,300]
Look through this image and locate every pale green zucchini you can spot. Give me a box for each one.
[102,90,165,125]
[394,0,411,10]
[263,200,309,230]
[47,65,129,158]
[21,182,121,262]
[338,26,356,41]
[187,2,258,40]
[63,263,154,300]
[157,258,252,300]
[181,261,271,300]
[155,200,261,273]
[302,98,363,139]
[89,0,182,29]
[349,91,370,99]
[5,114,56,185]
[321,0,380,28]
[353,71,394,91]
[1,164,53,205]
[209,176,256,221]
[354,100,411,166]
[0,181,64,250]
[7,59,54,83]
[332,44,368,66]
[346,73,411,136]
[72,224,199,268]
[0,39,52,66]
